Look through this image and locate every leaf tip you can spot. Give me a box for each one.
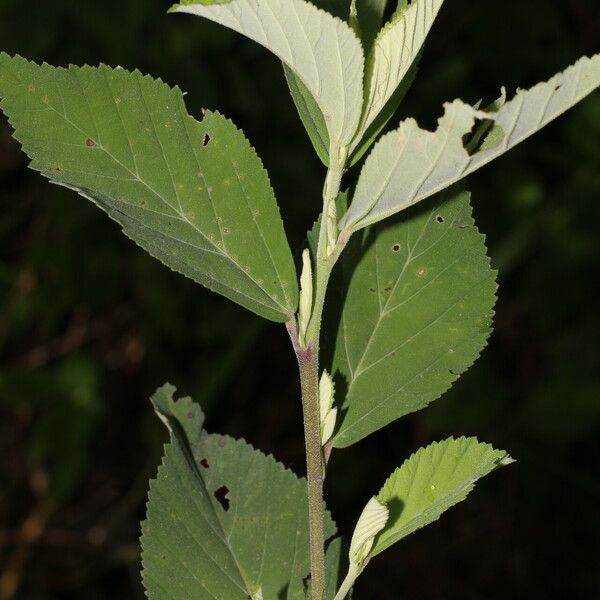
[496,452,515,467]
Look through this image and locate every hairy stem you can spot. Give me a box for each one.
[292,149,349,600]
[297,343,326,599]
[293,257,337,600]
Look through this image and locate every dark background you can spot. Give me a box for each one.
[0,1,599,598]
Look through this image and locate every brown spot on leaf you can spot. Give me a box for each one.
[86,138,96,147]
[417,268,428,277]
[218,436,226,448]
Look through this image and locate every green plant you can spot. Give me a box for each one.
[0,0,598,597]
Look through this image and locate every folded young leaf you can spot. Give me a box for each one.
[142,384,337,600]
[342,53,600,230]
[349,0,444,155]
[171,0,365,149]
[371,437,513,556]
[0,54,298,322]
[331,189,496,447]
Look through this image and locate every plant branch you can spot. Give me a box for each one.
[296,343,326,599]
[292,257,337,599]
[290,147,350,600]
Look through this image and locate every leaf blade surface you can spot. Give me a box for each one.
[172,0,365,148]
[342,53,600,230]
[0,54,298,321]
[349,0,444,155]
[372,437,511,555]
[332,190,496,447]
[142,384,337,599]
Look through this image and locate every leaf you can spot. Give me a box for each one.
[324,538,346,599]
[350,0,389,50]
[331,189,496,447]
[371,437,512,556]
[281,0,354,166]
[142,384,337,600]
[280,0,356,164]
[349,0,444,156]
[392,0,409,19]
[284,64,330,166]
[171,0,365,149]
[342,53,600,230]
[302,0,353,20]
[348,53,419,167]
[0,54,298,322]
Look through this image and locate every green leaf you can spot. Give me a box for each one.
[324,538,346,599]
[171,0,365,149]
[142,384,337,599]
[342,53,600,230]
[284,64,330,166]
[372,437,512,556]
[331,189,496,447]
[348,0,444,156]
[350,0,388,50]
[0,54,298,322]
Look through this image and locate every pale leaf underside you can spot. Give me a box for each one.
[172,0,364,148]
[342,53,600,230]
[0,54,298,322]
[350,0,444,154]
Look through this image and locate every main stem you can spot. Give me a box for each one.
[297,343,326,599]
[294,148,348,600]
